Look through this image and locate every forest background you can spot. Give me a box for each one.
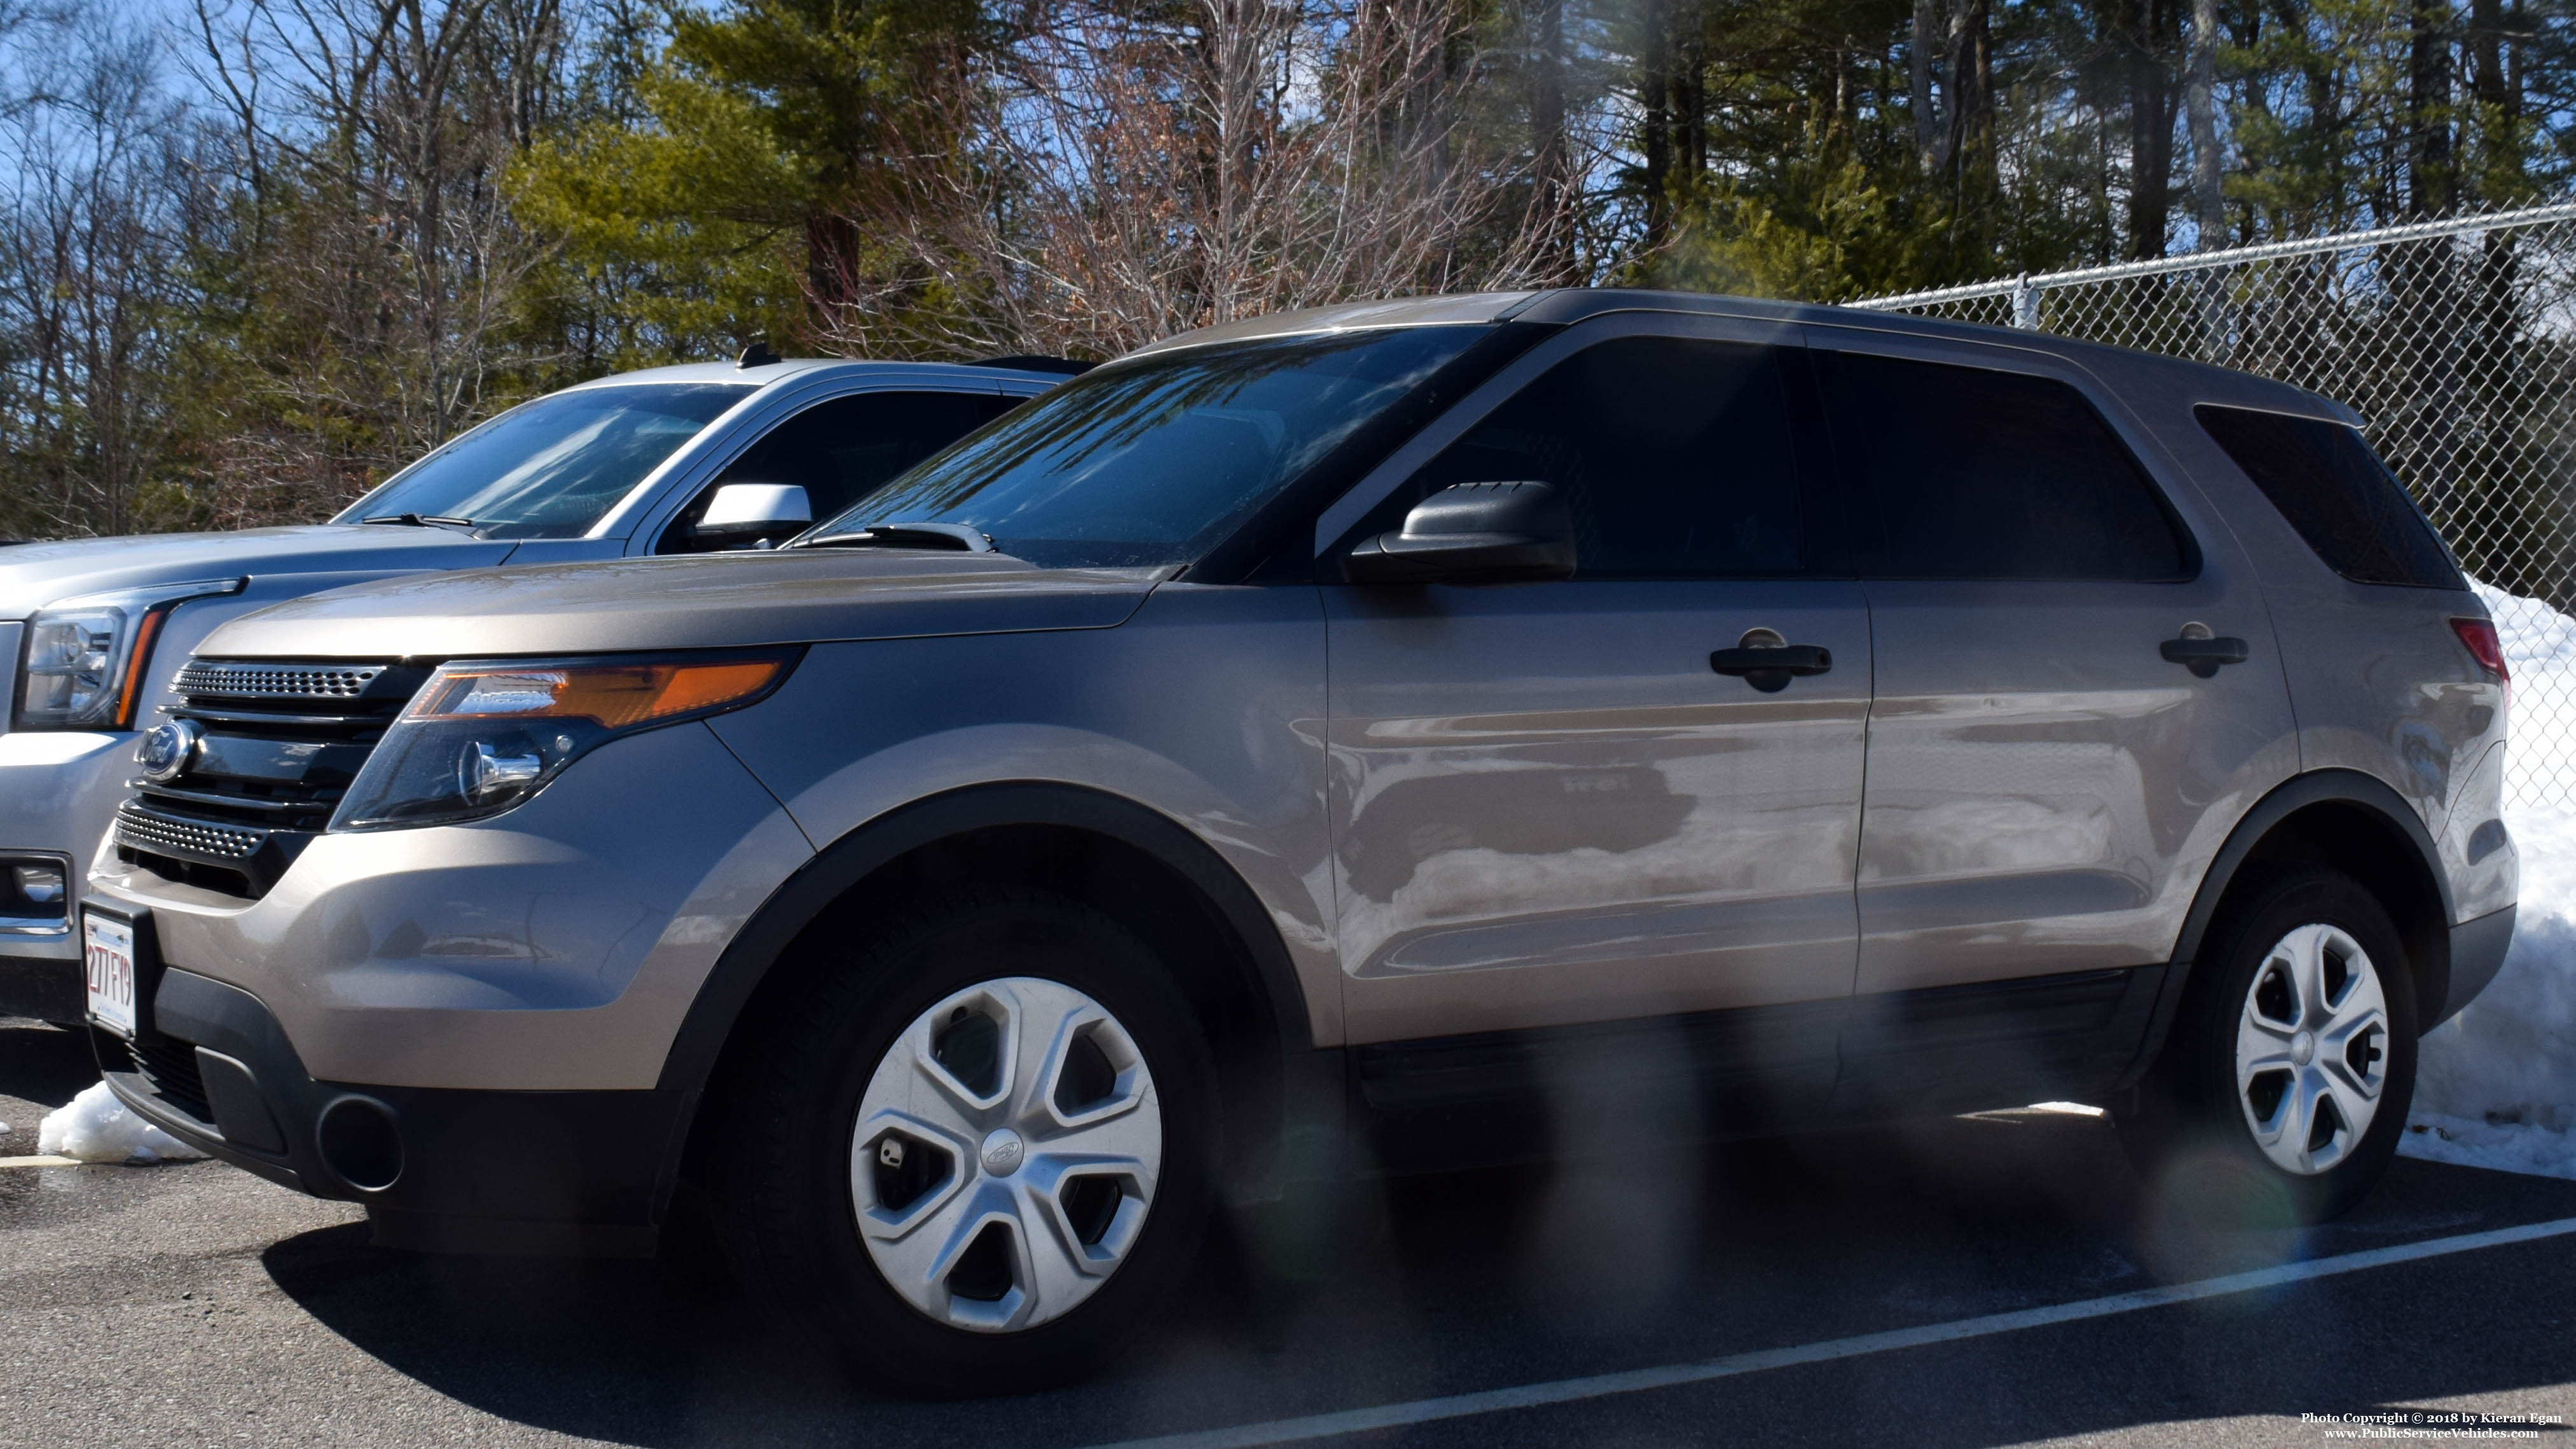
[3,0,2573,537]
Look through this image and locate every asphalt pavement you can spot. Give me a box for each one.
[4,1015,2572,1448]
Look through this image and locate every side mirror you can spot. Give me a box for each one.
[691,483,812,544]
[1343,481,1576,585]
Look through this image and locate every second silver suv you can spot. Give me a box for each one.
[81,291,2516,1391]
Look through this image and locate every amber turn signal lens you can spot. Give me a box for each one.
[407,658,783,728]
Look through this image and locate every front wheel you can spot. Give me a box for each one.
[716,891,1216,1394]
[2116,869,2418,1223]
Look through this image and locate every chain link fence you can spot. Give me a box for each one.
[1856,202,2576,811]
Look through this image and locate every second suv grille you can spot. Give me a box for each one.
[112,808,264,860]
[114,659,427,898]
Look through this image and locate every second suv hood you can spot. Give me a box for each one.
[200,550,1166,659]
[0,526,512,622]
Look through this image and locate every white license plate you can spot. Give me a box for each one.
[84,910,137,1039]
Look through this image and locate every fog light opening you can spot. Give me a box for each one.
[317,1096,404,1192]
[4,857,69,919]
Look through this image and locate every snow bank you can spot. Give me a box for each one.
[2402,582,2576,1179]
[37,1082,206,1164]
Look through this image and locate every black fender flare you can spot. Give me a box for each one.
[2130,768,2454,1081]
[652,780,1315,1101]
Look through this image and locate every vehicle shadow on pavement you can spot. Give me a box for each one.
[0,1020,100,1153]
[259,1111,2576,1448]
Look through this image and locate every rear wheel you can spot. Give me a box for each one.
[2116,869,2418,1223]
[717,891,1215,1394]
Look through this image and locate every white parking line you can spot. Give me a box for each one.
[1089,1214,2576,1449]
[0,1155,83,1169]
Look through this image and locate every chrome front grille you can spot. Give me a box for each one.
[115,658,429,898]
[172,661,386,699]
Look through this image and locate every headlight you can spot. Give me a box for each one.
[331,650,798,830]
[15,579,246,731]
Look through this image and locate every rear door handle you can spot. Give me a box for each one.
[1710,643,1833,693]
[2159,635,2250,677]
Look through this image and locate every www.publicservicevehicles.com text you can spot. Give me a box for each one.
[2311,1411,2563,1439]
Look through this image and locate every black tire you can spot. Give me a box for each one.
[713,888,1217,1396]
[2115,869,2418,1223]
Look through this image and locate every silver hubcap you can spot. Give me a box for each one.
[850,977,1161,1333]
[2235,923,2390,1175]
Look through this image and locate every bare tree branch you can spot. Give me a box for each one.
[816,0,1576,360]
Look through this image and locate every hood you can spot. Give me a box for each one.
[199,549,1167,660]
[0,526,514,622]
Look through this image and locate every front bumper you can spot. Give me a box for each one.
[0,946,80,1022]
[0,727,140,1021]
[85,720,816,1252]
[97,959,685,1254]
[85,720,811,1091]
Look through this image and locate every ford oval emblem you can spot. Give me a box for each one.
[979,1128,1026,1177]
[135,718,202,783]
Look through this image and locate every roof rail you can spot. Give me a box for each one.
[973,354,1096,376]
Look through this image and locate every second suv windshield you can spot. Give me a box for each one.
[806,327,1486,568]
[338,382,754,540]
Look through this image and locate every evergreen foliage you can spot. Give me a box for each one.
[3,0,2573,533]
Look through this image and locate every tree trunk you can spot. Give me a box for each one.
[1944,0,1992,193]
[2400,0,2462,516]
[1641,0,1671,250]
[2409,0,2456,218]
[2469,0,2518,200]
[1531,0,1575,281]
[1674,0,1705,182]
[1911,0,1944,173]
[2124,0,2173,260]
[2186,0,2223,247]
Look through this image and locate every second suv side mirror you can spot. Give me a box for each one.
[691,483,813,545]
[1344,481,1576,585]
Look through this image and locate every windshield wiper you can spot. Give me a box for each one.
[360,513,478,532]
[799,521,996,553]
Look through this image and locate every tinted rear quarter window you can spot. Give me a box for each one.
[1817,351,2193,581]
[2193,404,2464,589]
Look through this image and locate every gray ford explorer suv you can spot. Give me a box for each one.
[0,356,1063,1020]
[81,291,2516,1392]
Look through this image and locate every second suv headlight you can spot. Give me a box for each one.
[16,579,246,731]
[332,650,799,830]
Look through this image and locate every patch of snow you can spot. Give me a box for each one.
[37,1082,207,1164]
[2404,1113,2576,1179]
[2404,583,2576,1180]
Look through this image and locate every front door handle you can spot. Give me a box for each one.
[2159,635,2250,677]
[1710,643,1833,693]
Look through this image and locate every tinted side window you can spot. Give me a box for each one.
[1379,336,1804,577]
[661,390,1024,551]
[2194,404,2463,589]
[1817,352,2192,581]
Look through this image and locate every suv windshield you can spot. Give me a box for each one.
[338,382,754,540]
[804,327,1487,568]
